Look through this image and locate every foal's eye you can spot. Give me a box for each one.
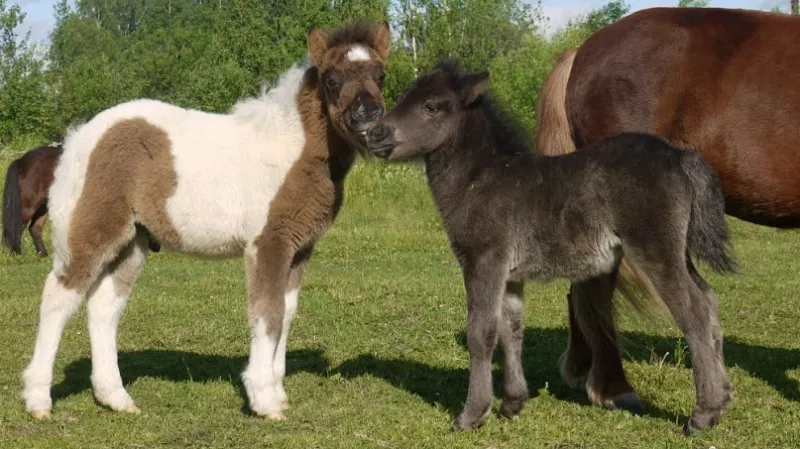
[423,102,438,114]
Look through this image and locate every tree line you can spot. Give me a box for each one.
[0,0,793,148]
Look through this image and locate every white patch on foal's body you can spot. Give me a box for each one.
[346,45,371,62]
[50,64,309,263]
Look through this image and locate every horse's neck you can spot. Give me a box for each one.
[296,81,356,183]
[424,114,493,211]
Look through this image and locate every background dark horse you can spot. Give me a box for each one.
[2,145,62,256]
[536,6,800,407]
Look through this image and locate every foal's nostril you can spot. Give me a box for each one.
[352,102,383,123]
[369,124,388,142]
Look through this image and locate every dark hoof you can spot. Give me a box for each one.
[683,412,721,436]
[612,392,644,415]
[450,408,491,432]
[37,251,48,258]
[499,397,527,419]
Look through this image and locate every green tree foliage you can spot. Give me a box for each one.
[1,0,633,146]
[678,0,710,7]
[0,0,53,144]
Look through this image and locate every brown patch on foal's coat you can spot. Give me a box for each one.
[62,118,180,292]
[248,22,390,333]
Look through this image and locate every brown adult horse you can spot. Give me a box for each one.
[2,144,62,256]
[2,144,161,257]
[536,6,800,431]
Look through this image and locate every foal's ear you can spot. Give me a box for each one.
[458,71,490,106]
[308,27,329,66]
[372,21,392,61]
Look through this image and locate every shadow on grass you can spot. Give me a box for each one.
[49,328,799,426]
[51,348,330,413]
[335,328,800,425]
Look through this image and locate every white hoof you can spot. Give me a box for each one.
[94,387,138,413]
[261,411,286,421]
[28,408,52,421]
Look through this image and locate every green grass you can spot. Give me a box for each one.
[1,151,799,448]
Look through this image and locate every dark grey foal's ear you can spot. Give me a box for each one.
[458,71,490,106]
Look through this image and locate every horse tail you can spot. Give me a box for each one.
[2,158,23,255]
[535,49,577,156]
[681,151,737,273]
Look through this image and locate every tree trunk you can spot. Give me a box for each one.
[792,0,799,15]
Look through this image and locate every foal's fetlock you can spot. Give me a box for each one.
[22,374,53,420]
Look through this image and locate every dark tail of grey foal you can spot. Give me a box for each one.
[681,152,737,273]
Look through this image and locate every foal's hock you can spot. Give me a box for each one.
[366,60,735,435]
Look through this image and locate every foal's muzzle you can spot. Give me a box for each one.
[366,124,394,158]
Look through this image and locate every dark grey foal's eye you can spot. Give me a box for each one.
[423,102,438,114]
[325,76,339,89]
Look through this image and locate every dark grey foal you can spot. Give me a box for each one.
[365,61,736,435]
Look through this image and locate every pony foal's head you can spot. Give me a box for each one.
[365,61,489,160]
[308,20,391,149]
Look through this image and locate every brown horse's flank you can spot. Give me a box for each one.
[62,118,180,292]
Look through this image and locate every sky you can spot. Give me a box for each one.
[12,0,792,44]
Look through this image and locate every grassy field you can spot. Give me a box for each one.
[1,148,799,448]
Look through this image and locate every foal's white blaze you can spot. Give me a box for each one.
[346,45,371,62]
[22,272,82,417]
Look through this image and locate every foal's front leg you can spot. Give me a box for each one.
[452,251,508,432]
[242,240,294,420]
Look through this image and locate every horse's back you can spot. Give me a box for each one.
[567,7,800,226]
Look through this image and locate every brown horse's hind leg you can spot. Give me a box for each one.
[560,289,593,389]
[29,205,48,257]
[569,272,643,414]
[497,281,528,419]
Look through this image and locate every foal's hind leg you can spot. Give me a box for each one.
[87,232,149,413]
[635,255,732,434]
[22,271,83,419]
[23,208,137,419]
[497,282,528,419]
[28,205,48,257]
[570,273,642,414]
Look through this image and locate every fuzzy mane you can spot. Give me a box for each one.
[325,19,384,50]
[432,60,534,158]
[229,62,311,132]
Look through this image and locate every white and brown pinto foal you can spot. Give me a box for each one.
[22,20,391,421]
